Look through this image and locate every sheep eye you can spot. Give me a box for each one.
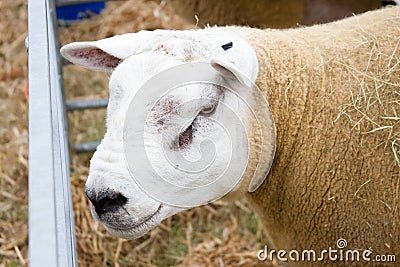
[200,104,216,115]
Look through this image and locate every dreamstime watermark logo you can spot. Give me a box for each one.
[257,238,397,263]
[122,62,274,208]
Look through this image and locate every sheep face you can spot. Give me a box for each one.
[61,29,274,239]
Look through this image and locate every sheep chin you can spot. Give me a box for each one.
[99,204,184,239]
[86,204,160,239]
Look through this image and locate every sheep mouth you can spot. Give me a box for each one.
[101,204,163,233]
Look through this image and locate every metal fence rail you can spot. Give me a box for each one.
[28,0,77,266]
[58,0,110,153]
[66,98,109,111]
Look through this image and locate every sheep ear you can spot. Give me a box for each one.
[60,41,122,72]
[210,39,258,88]
[60,30,169,72]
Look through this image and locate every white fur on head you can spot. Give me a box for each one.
[60,29,272,239]
[211,44,258,88]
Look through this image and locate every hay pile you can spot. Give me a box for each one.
[0,0,276,266]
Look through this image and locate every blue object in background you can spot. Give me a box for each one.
[56,3,105,24]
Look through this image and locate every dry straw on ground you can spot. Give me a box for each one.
[0,1,29,266]
[0,0,275,266]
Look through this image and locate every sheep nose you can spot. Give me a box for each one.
[85,187,128,216]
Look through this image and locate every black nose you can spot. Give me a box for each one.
[85,188,127,216]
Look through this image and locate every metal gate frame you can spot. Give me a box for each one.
[27,0,116,266]
[28,0,76,265]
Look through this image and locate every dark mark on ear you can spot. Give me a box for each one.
[221,42,233,51]
[381,0,397,6]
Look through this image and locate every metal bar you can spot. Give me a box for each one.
[28,0,77,266]
[66,98,109,111]
[74,141,101,153]
[48,0,77,265]
[56,0,123,7]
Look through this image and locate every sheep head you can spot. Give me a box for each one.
[61,29,276,239]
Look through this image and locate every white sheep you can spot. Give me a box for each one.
[61,7,400,265]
